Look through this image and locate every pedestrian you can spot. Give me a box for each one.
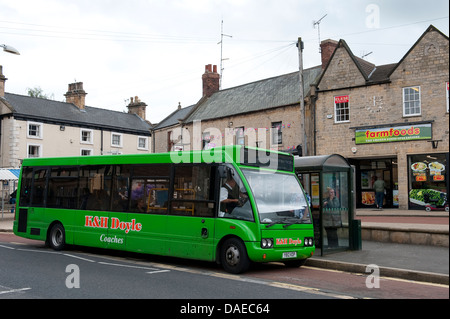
[373,176,385,209]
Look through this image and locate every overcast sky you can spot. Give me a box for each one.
[1,0,448,123]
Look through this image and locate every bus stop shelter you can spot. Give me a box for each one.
[0,168,20,218]
[294,154,361,256]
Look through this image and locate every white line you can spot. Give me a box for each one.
[146,270,171,274]
[0,288,32,295]
[98,261,160,271]
[0,244,15,250]
[17,248,59,254]
[63,253,95,263]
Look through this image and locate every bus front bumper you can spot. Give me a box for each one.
[245,241,315,263]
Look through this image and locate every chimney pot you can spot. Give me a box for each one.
[65,82,87,110]
[0,65,7,98]
[320,39,338,69]
[202,64,220,98]
[127,95,147,119]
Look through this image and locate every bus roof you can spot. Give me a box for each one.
[20,145,294,172]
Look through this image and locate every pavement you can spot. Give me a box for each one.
[1,208,449,285]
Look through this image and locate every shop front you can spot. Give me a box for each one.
[348,158,398,209]
[408,153,449,211]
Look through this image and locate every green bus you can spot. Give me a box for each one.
[13,146,314,273]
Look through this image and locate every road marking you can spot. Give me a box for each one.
[98,261,162,272]
[0,287,32,295]
[63,253,96,263]
[0,244,14,250]
[146,270,171,274]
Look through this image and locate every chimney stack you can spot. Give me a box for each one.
[65,82,87,110]
[127,95,147,120]
[202,64,220,98]
[0,65,7,98]
[320,39,338,69]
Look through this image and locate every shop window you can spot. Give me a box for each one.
[408,154,448,210]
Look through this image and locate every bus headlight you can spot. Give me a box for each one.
[304,237,314,247]
[261,238,273,249]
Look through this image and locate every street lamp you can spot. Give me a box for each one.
[1,44,20,55]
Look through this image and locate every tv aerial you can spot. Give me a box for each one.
[313,14,327,53]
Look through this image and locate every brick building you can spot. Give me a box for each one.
[312,25,449,210]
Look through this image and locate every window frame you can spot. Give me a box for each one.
[334,95,350,123]
[27,121,43,139]
[111,132,123,148]
[80,129,94,144]
[137,136,148,150]
[27,143,42,158]
[403,86,421,117]
[271,122,282,145]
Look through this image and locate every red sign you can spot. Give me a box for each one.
[334,95,349,104]
[415,175,427,182]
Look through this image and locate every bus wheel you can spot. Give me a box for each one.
[48,223,65,251]
[220,238,250,274]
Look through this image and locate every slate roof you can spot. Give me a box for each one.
[1,93,151,135]
[154,104,195,130]
[184,66,322,123]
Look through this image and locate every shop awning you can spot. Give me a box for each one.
[0,169,20,181]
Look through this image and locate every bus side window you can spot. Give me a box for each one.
[171,165,215,217]
[111,165,131,212]
[47,166,79,209]
[129,164,171,214]
[31,168,48,207]
[19,167,33,207]
[79,165,112,211]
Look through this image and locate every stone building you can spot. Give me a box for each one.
[0,71,152,169]
[153,63,321,155]
[312,25,449,210]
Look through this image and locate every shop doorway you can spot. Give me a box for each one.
[348,158,398,209]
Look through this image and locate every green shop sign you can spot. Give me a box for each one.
[355,123,432,145]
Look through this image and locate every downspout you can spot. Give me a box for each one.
[310,84,318,156]
[100,128,104,155]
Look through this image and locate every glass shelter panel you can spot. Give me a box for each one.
[322,172,349,251]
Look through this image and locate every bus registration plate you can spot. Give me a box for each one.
[282,252,297,259]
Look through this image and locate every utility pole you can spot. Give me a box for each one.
[297,37,306,156]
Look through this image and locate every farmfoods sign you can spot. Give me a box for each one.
[355,123,432,145]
